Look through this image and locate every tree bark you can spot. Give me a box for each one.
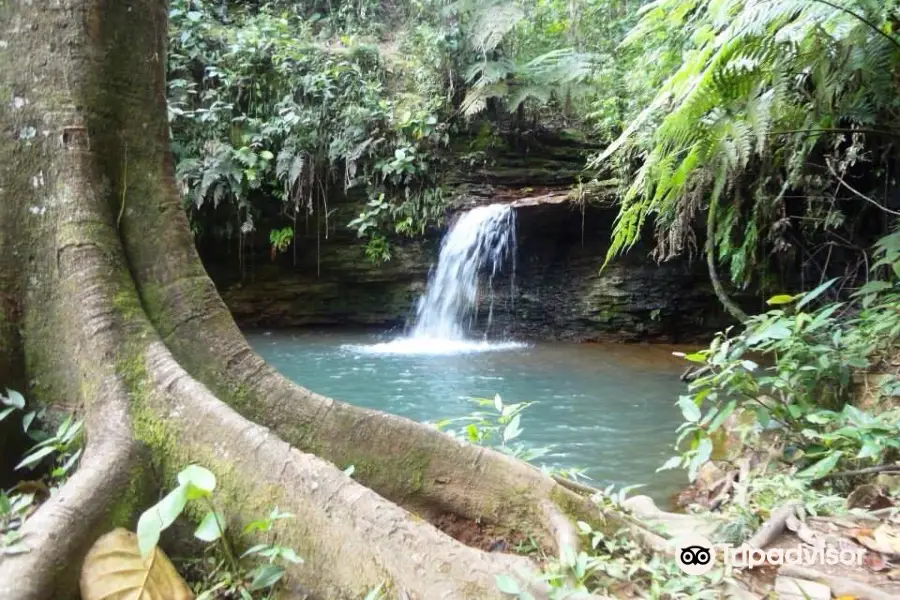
[0,1,641,598]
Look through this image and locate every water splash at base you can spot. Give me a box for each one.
[344,338,528,356]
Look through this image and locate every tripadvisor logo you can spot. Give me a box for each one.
[674,534,715,575]
[673,533,865,575]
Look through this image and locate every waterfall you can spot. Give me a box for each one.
[410,203,517,341]
[348,203,525,355]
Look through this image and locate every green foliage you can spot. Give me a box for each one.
[431,394,552,463]
[454,0,647,129]
[168,0,452,254]
[596,0,900,290]
[712,473,847,545]
[497,511,729,599]
[0,390,83,556]
[0,491,33,557]
[268,226,293,258]
[167,0,654,259]
[138,464,302,599]
[16,414,83,478]
[662,230,900,483]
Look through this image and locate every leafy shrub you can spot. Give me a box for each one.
[663,229,900,482]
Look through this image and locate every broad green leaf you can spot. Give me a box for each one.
[805,411,837,424]
[766,294,795,305]
[177,465,216,496]
[137,484,189,557]
[797,451,842,480]
[856,441,881,460]
[854,280,892,296]
[60,419,83,444]
[495,575,520,595]
[503,414,522,442]
[343,464,355,477]
[695,437,713,466]
[493,393,503,413]
[21,411,36,432]
[657,456,682,471]
[4,389,25,409]
[746,320,791,344]
[707,400,736,432]
[740,360,758,371]
[677,397,701,423]
[0,406,15,422]
[240,543,269,558]
[561,544,577,567]
[15,446,56,470]
[194,511,225,542]
[58,448,82,475]
[278,547,303,564]
[363,584,385,600]
[247,564,285,591]
[796,278,838,309]
[56,414,73,439]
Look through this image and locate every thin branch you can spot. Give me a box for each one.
[825,160,900,216]
[772,127,900,138]
[814,463,900,481]
[552,474,600,496]
[809,0,900,53]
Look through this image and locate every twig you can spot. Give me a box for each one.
[772,127,900,138]
[826,159,900,216]
[735,458,750,507]
[808,0,900,53]
[746,503,802,549]
[709,470,737,511]
[779,564,897,600]
[813,463,900,482]
[552,474,600,496]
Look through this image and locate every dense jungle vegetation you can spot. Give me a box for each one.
[168,0,900,307]
[165,0,647,264]
[2,0,900,598]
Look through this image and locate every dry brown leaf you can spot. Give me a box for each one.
[863,551,890,572]
[856,524,900,557]
[80,528,194,600]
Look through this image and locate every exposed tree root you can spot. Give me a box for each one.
[746,503,802,549]
[778,565,897,600]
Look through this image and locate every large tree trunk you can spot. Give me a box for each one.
[0,2,652,598]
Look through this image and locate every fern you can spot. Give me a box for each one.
[596,0,900,291]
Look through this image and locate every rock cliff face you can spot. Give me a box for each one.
[201,197,729,343]
[199,129,730,342]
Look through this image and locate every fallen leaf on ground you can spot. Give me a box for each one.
[80,528,194,600]
[855,524,900,557]
[863,551,890,572]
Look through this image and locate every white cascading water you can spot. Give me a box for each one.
[410,203,516,341]
[351,203,526,354]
